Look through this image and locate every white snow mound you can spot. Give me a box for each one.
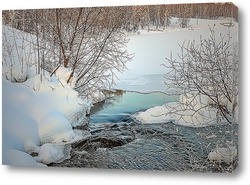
[3,149,38,167]
[36,143,72,164]
[208,146,237,164]
[38,112,76,144]
[134,93,218,127]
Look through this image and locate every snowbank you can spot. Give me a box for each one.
[135,101,218,127]
[2,66,88,166]
[2,24,92,166]
[135,91,238,127]
[35,143,72,165]
[39,112,76,144]
[134,93,218,127]
[208,146,237,164]
[3,149,38,167]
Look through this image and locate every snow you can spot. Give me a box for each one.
[3,64,28,82]
[3,149,38,167]
[208,146,237,164]
[88,90,106,104]
[55,66,76,88]
[2,73,83,166]
[2,17,238,166]
[2,67,87,165]
[134,91,218,127]
[33,74,41,91]
[179,93,211,110]
[114,18,238,93]
[38,112,76,144]
[2,30,89,166]
[134,101,218,127]
[35,143,72,164]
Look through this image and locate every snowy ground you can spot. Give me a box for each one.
[2,17,238,166]
[114,17,238,93]
[2,67,90,166]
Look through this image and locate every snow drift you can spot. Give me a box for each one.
[2,66,87,166]
[2,27,89,166]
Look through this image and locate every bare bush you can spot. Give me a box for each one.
[2,8,133,98]
[164,26,239,125]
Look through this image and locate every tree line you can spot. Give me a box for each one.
[2,3,238,98]
[3,3,238,32]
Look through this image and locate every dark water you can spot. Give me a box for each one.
[51,91,238,172]
[90,92,177,123]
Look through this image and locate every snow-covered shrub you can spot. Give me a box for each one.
[165,27,238,125]
[2,26,36,81]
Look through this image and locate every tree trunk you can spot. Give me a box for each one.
[64,58,69,68]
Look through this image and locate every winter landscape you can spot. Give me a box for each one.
[2,3,238,172]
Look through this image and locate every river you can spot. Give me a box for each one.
[90,91,177,124]
[50,91,238,172]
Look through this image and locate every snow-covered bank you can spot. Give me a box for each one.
[2,24,96,166]
[2,66,90,166]
[1,25,108,166]
[133,92,237,127]
[133,100,218,127]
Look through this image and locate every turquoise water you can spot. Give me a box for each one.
[90,92,177,123]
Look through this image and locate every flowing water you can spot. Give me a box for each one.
[51,91,238,172]
[90,91,177,123]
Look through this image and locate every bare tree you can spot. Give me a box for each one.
[15,7,133,100]
[164,26,238,125]
[2,10,37,82]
